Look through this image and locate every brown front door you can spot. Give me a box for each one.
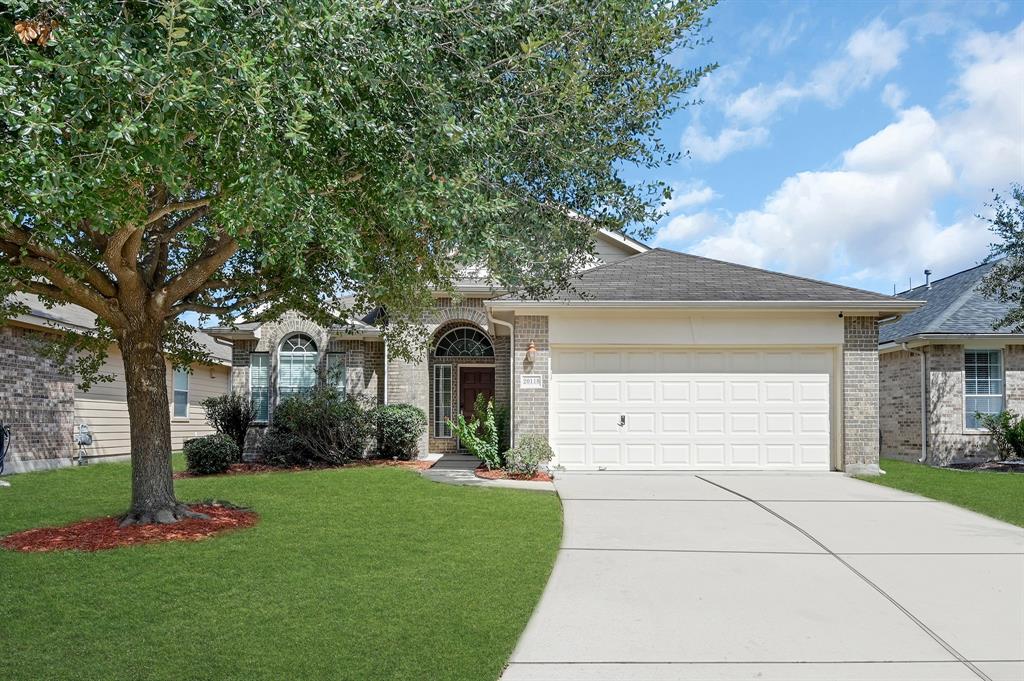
[460,366,495,422]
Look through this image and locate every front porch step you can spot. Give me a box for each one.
[429,454,481,470]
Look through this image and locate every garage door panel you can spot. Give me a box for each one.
[551,348,833,471]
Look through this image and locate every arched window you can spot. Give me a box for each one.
[434,327,493,357]
[279,334,318,398]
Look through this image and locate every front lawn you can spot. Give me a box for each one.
[861,458,1024,527]
[0,461,562,681]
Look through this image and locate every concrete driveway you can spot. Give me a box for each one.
[501,472,1024,681]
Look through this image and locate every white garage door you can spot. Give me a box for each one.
[550,348,833,470]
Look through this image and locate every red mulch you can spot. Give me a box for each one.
[174,458,432,479]
[475,466,553,482]
[1,504,259,553]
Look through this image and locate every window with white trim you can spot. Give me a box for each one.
[965,349,1003,429]
[433,364,453,437]
[326,352,347,395]
[279,334,318,399]
[250,353,270,422]
[434,327,493,357]
[172,369,189,418]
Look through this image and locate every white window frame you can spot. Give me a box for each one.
[433,364,453,438]
[964,348,1004,431]
[326,352,347,395]
[250,353,270,423]
[278,334,318,400]
[172,368,189,419]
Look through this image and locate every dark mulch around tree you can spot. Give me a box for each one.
[945,460,1024,473]
[475,466,553,482]
[1,503,258,553]
[174,458,432,479]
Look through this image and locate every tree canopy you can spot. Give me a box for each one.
[979,184,1024,331]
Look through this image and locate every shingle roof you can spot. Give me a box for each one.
[496,248,906,304]
[9,293,232,363]
[878,260,1017,344]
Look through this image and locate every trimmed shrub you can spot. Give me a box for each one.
[504,435,553,477]
[977,410,1024,461]
[374,404,427,460]
[201,393,254,457]
[270,387,374,464]
[449,394,501,469]
[184,434,239,475]
[257,430,308,467]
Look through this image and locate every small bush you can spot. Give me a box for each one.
[184,434,239,475]
[494,403,510,455]
[271,387,373,464]
[504,435,553,477]
[977,410,1024,461]
[256,430,309,467]
[449,394,500,469]
[374,404,427,460]
[201,393,255,457]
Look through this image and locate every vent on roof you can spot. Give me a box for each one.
[925,269,932,289]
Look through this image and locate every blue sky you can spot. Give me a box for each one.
[635,0,1024,294]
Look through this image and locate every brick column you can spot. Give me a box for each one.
[843,315,880,474]
[387,340,430,456]
[513,315,549,445]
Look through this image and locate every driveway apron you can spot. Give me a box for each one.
[501,472,1024,681]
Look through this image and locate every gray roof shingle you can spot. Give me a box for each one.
[878,260,1017,344]
[497,248,906,304]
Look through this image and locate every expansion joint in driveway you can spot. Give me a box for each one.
[694,475,994,681]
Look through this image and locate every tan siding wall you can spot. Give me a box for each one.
[74,345,230,458]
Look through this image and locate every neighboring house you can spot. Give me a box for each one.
[879,261,1020,465]
[209,230,918,474]
[0,294,232,473]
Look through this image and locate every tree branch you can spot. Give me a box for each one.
[158,229,244,310]
[145,197,211,226]
[1,224,118,297]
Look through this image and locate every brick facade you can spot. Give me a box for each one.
[880,343,1024,465]
[842,316,880,472]
[512,315,549,443]
[0,325,75,470]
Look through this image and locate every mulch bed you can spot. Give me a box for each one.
[174,458,432,479]
[1,503,258,553]
[475,466,553,482]
[945,460,1024,473]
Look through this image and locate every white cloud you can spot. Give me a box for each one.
[724,20,909,126]
[881,83,907,110]
[661,181,718,213]
[678,22,1024,287]
[653,212,720,245]
[682,124,768,162]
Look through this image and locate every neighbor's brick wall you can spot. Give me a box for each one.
[513,315,549,443]
[879,349,923,459]
[842,316,879,469]
[0,325,75,467]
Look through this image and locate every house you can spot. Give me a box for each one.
[0,294,232,473]
[879,261,1020,465]
[209,231,919,474]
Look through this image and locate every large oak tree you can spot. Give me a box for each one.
[1,0,715,524]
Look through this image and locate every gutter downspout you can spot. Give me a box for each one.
[383,336,389,405]
[901,342,928,463]
[487,311,515,449]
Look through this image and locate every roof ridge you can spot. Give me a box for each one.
[648,247,900,302]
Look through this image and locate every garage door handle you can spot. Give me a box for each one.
[618,415,626,427]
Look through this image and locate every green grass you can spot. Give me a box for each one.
[859,457,1024,527]
[0,461,562,681]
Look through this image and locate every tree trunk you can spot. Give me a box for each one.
[117,326,207,526]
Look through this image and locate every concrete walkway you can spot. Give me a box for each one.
[420,454,555,491]
[502,472,1024,681]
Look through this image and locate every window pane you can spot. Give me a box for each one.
[433,365,452,437]
[327,353,347,393]
[173,389,188,418]
[173,369,189,391]
[249,354,270,421]
[280,336,317,396]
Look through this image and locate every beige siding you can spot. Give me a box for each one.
[592,233,640,265]
[74,345,230,458]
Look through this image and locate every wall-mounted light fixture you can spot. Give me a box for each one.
[525,341,537,364]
